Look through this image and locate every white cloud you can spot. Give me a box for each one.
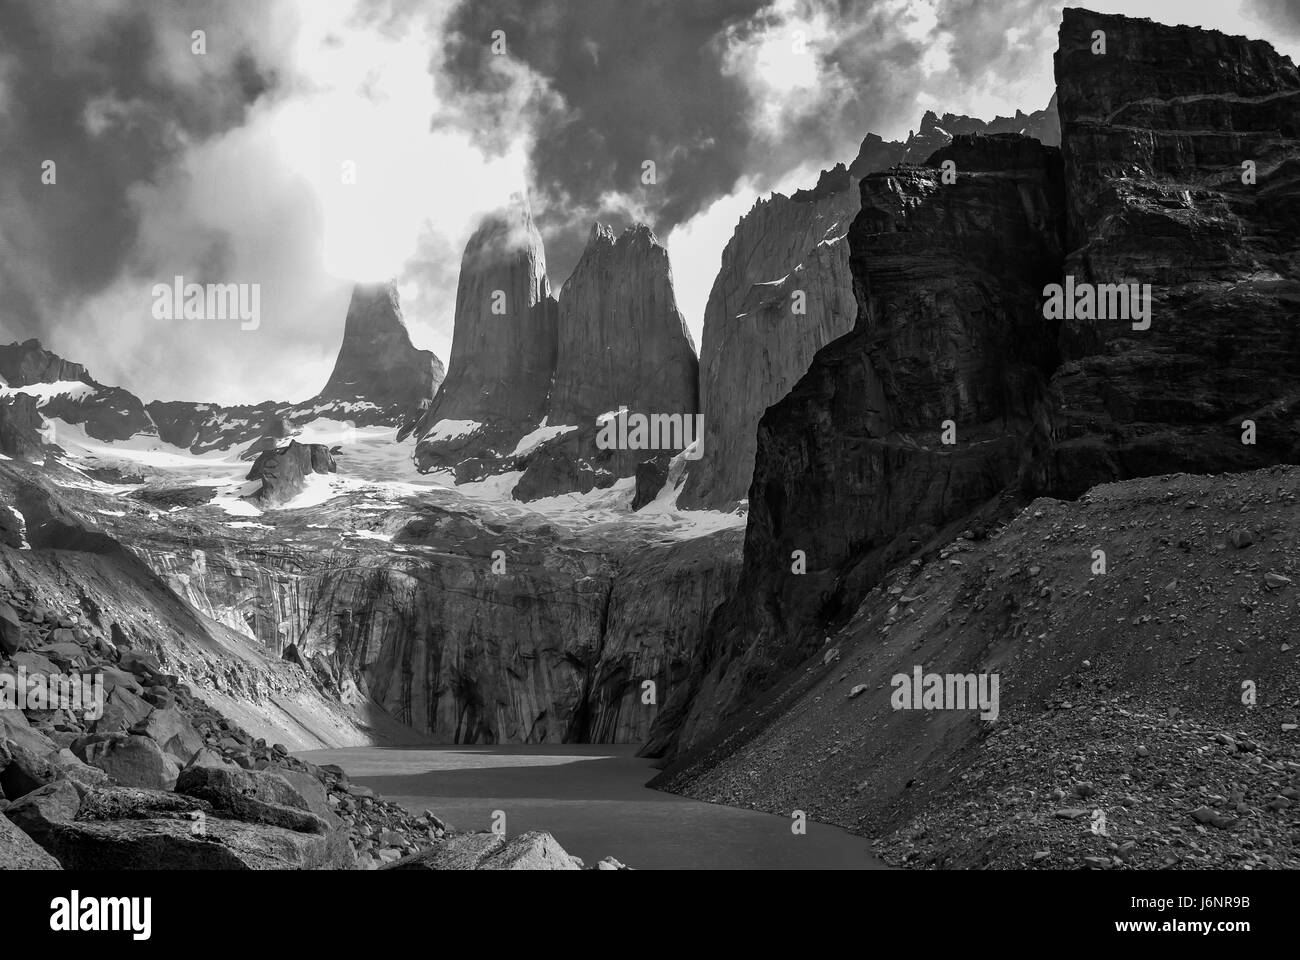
[49,0,563,403]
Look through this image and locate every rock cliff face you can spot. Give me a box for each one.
[656,133,1067,755]
[412,206,704,501]
[1048,8,1300,495]
[319,283,444,431]
[414,198,558,478]
[548,223,698,425]
[138,504,743,744]
[652,10,1300,770]
[512,224,699,501]
[678,178,864,511]
[679,102,1061,510]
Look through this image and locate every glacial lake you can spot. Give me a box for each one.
[296,744,884,870]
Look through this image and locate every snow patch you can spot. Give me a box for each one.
[426,419,482,442]
[0,380,97,405]
[510,420,578,458]
[6,506,31,550]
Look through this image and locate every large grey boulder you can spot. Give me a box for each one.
[0,809,61,869]
[383,831,580,871]
[40,817,354,870]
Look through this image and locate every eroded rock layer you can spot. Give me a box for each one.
[1048,8,1300,494]
[680,102,1061,510]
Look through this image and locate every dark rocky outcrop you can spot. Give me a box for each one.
[655,134,1067,755]
[680,102,1061,511]
[0,393,45,460]
[0,339,153,452]
[652,9,1300,793]
[1048,8,1300,494]
[246,440,337,505]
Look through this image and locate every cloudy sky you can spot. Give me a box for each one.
[1,0,1297,404]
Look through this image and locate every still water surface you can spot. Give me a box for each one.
[297,743,884,870]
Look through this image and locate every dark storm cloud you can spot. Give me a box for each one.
[0,0,277,342]
[440,0,1059,286]
[440,0,768,284]
[0,0,1107,403]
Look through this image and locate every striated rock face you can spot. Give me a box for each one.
[414,198,558,477]
[680,102,1060,510]
[1048,9,1300,495]
[548,224,697,424]
[511,223,699,500]
[656,134,1066,755]
[678,180,864,510]
[321,283,444,432]
[140,503,744,745]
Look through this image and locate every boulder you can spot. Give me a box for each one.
[174,765,335,834]
[0,704,58,756]
[631,455,670,511]
[94,685,154,734]
[0,602,25,656]
[131,705,204,766]
[40,816,355,870]
[0,808,61,869]
[0,739,56,799]
[118,649,162,679]
[88,735,180,790]
[75,785,211,823]
[383,831,580,870]
[3,779,81,837]
[268,767,342,829]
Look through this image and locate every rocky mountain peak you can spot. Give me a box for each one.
[318,282,444,419]
[413,196,559,474]
[546,221,697,428]
[0,339,93,388]
[587,221,618,247]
